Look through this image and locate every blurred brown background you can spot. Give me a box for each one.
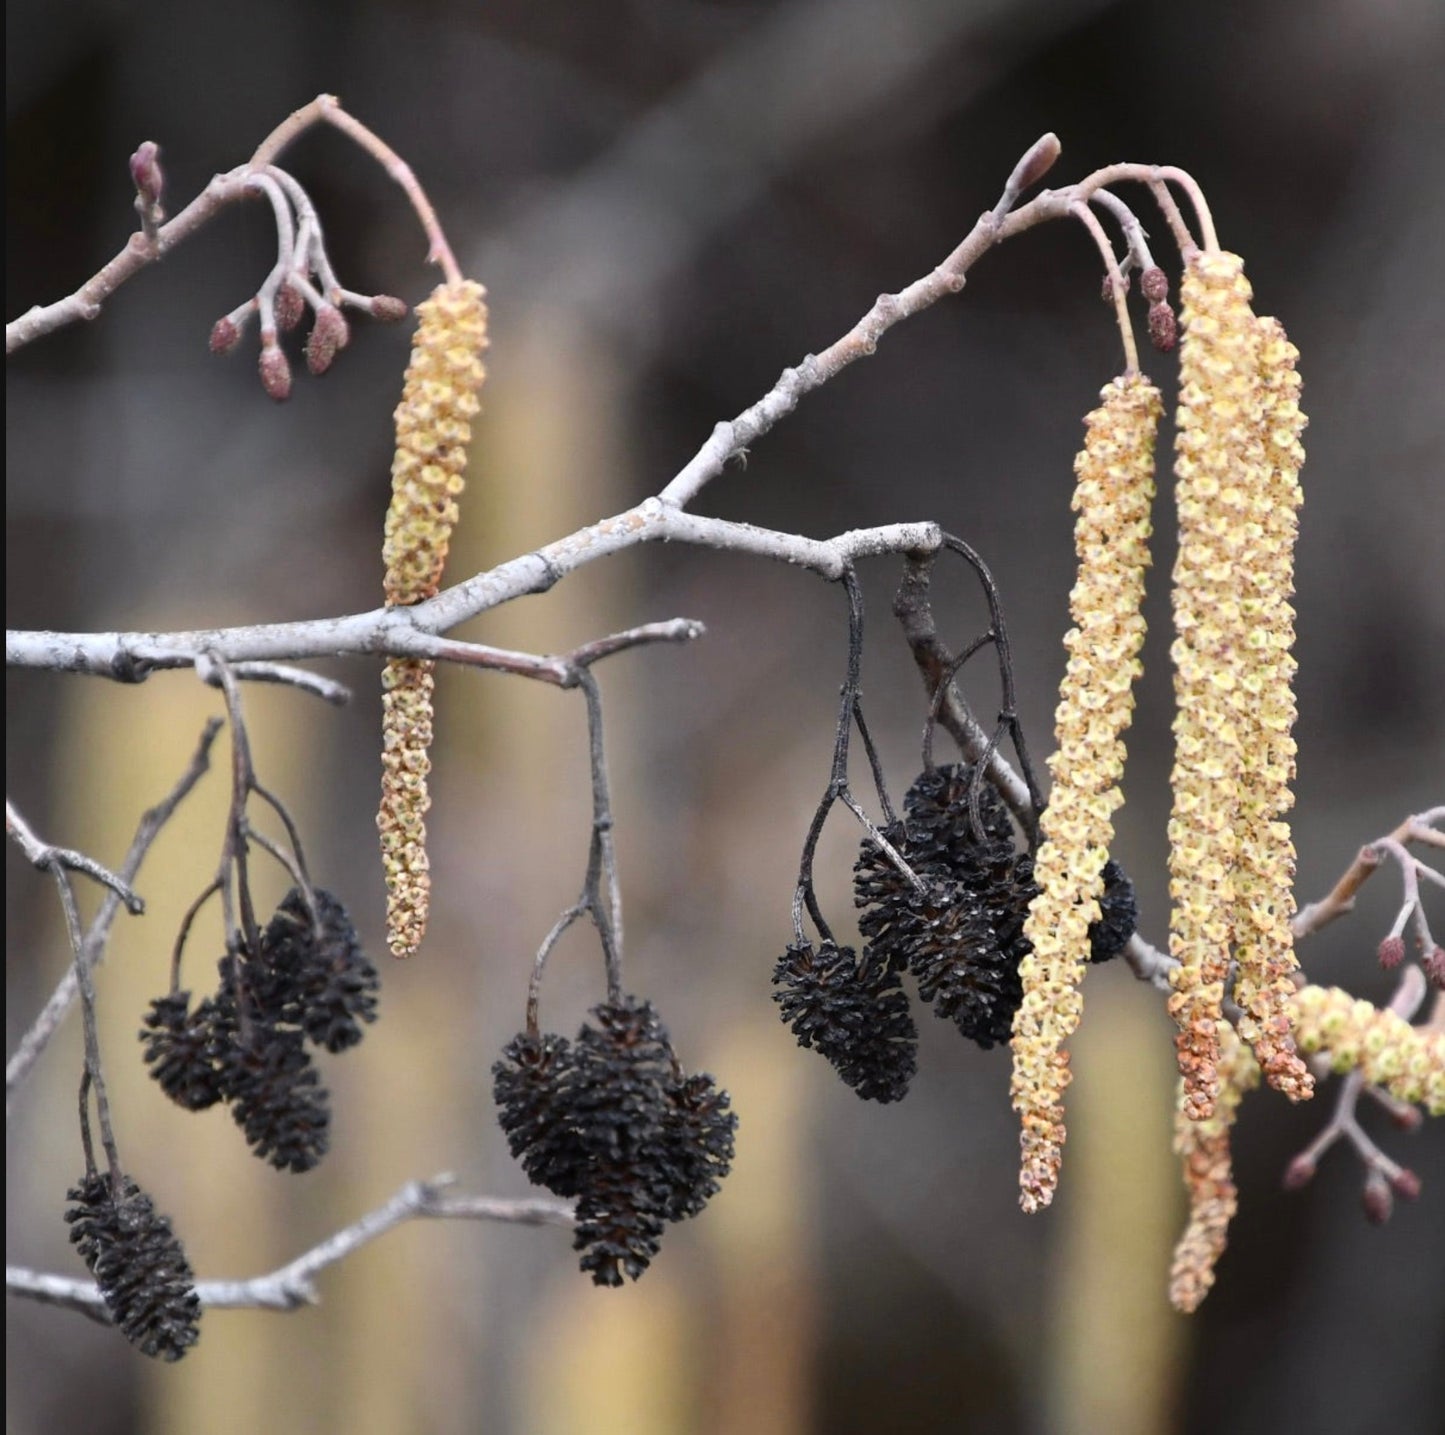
[7,2,1444,1433]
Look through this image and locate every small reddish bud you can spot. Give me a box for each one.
[370,295,409,323]
[1140,265,1169,303]
[258,341,292,401]
[129,141,164,207]
[1282,1153,1316,1191]
[274,282,306,333]
[1101,272,1131,302]
[209,317,242,356]
[1377,934,1405,970]
[1389,1103,1423,1132]
[1148,301,1177,353]
[1388,1167,1422,1202]
[1012,133,1061,194]
[1425,946,1445,987]
[1362,1171,1393,1225]
[304,306,350,376]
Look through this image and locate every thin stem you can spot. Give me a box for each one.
[1069,199,1141,375]
[6,801,143,914]
[6,720,222,1112]
[169,879,222,994]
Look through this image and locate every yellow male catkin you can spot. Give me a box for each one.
[1229,315,1311,1101]
[1012,373,1161,1212]
[1290,985,1445,1115]
[1167,254,1310,1115]
[378,279,488,958]
[1168,1022,1259,1313]
[1167,252,1262,1120]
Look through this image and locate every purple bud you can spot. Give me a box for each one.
[304,306,350,376]
[209,317,241,356]
[129,141,164,207]
[1389,1168,1422,1202]
[1101,273,1130,303]
[1362,1171,1393,1225]
[1148,301,1177,353]
[370,295,409,323]
[274,282,306,333]
[1282,1153,1316,1191]
[1141,266,1169,304]
[259,342,292,401]
[1425,946,1444,988]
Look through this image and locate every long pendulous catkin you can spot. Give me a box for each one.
[1166,253,1309,1116]
[378,280,488,958]
[1012,373,1160,1212]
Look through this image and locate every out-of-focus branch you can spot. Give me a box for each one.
[4,720,223,1113]
[6,1174,574,1320]
[5,801,143,914]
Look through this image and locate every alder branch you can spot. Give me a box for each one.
[6,802,143,914]
[5,720,223,1113]
[6,1174,574,1321]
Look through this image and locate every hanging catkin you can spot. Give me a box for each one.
[378,280,488,958]
[1011,373,1161,1212]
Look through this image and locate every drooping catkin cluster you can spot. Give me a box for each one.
[1167,252,1310,1120]
[378,280,489,958]
[1011,374,1160,1213]
[1168,1023,1259,1313]
[1290,985,1445,1115]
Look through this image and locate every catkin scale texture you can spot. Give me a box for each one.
[378,280,488,958]
[1012,373,1160,1212]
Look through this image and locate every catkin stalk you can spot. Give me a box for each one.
[1012,373,1160,1212]
[378,280,488,958]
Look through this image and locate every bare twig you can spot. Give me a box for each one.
[5,721,223,1112]
[6,1174,574,1320]
[196,655,351,706]
[1069,199,1140,375]
[6,801,143,914]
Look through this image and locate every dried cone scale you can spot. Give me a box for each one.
[1011,373,1161,1212]
[378,280,488,957]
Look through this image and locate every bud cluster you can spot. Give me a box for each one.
[140,888,378,1172]
[493,996,736,1286]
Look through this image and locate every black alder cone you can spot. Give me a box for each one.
[220,1025,331,1173]
[65,1173,202,1361]
[255,888,379,1053]
[493,996,738,1286]
[772,939,917,1102]
[139,992,230,1111]
[1088,859,1138,962]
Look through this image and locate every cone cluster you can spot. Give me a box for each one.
[493,996,736,1286]
[140,888,377,1172]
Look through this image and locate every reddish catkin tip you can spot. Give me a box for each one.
[274,281,305,333]
[1389,1167,1422,1201]
[1362,1172,1393,1225]
[1141,265,1169,303]
[1425,946,1445,988]
[1377,934,1406,970]
[370,295,409,323]
[129,141,164,206]
[1282,1153,1316,1190]
[258,342,292,401]
[1148,301,1177,352]
[305,306,350,376]
[209,317,241,356]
